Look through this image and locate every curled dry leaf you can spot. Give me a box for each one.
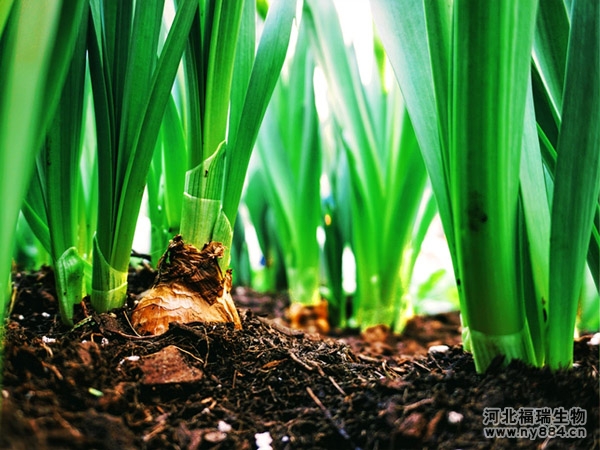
[131,235,242,335]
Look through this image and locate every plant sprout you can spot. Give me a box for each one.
[234,171,288,293]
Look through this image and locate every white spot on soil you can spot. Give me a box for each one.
[255,431,273,450]
[428,344,449,354]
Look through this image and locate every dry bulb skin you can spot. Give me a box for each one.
[288,301,330,335]
[131,235,242,335]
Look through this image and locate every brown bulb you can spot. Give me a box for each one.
[131,235,241,335]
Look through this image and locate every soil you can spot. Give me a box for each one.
[1,267,598,450]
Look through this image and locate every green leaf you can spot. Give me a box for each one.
[54,247,85,325]
[229,0,256,145]
[0,0,14,37]
[423,0,452,182]
[370,0,456,262]
[161,97,186,229]
[519,82,551,364]
[222,0,297,223]
[180,141,232,258]
[547,0,600,368]
[22,169,51,252]
[203,0,244,161]
[532,0,569,127]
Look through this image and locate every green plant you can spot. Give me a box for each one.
[371,0,599,370]
[0,0,89,418]
[130,0,297,334]
[0,0,88,321]
[177,0,298,258]
[254,19,323,311]
[87,0,197,312]
[305,0,437,331]
[21,6,90,325]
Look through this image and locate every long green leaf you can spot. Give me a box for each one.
[229,0,255,147]
[423,0,452,185]
[370,0,456,263]
[518,81,551,365]
[532,0,569,129]
[547,0,600,368]
[0,0,14,37]
[222,0,297,224]
[22,167,51,252]
[202,0,243,163]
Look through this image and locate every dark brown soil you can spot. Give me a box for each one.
[1,267,598,449]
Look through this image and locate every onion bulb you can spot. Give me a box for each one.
[131,235,242,335]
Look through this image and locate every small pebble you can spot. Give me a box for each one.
[42,336,56,344]
[41,312,51,318]
[428,344,449,354]
[588,333,600,346]
[119,355,140,365]
[204,431,227,443]
[255,431,273,450]
[447,411,463,424]
[218,420,232,433]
